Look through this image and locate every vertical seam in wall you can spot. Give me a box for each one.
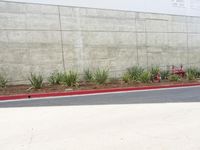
[58,6,66,72]
[76,8,84,73]
[144,19,149,69]
[167,19,170,68]
[135,14,139,65]
[186,16,189,67]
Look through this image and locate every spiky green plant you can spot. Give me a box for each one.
[150,66,160,81]
[62,71,78,87]
[28,73,43,89]
[83,69,93,82]
[94,69,109,85]
[48,71,63,85]
[139,71,151,83]
[186,72,196,81]
[169,74,181,82]
[127,66,144,81]
[122,72,131,83]
[186,68,200,79]
[0,74,8,88]
[160,70,170,80]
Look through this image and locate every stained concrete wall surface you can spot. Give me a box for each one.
[0,1,200,84]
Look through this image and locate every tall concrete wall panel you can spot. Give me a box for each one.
[0,1,200,84]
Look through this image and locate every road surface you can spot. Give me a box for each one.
[0,86,200,107]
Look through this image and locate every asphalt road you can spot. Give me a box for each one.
[0,86,200,108]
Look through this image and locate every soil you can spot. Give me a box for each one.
[0,80,199,96]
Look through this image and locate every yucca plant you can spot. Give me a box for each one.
[28,73,43,89]
[140,71,151,83]
[83,69,93,82]
[0,74,8,88]
[127,66,144,81]
[62,71,78,87]
[94,69,109,84]
[48,71,63,85]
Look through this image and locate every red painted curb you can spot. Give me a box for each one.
[0,83,200,101]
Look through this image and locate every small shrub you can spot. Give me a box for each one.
[62,71,78,87]
[48,72,63,85]
[94,69,109,84]
[28,73,43,89]
[140,71,151,83]
[161,70,170,80]
[84,69,93,82]
[186,68,200,79]
[0,74,8,88]
[186,72,196,81]
[196,70,200,78]
[150,66,160,81]
[127,66,144,81]
[122,73,132,83]
[169,74,181,82]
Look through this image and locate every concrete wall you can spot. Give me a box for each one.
[0,1,200,84]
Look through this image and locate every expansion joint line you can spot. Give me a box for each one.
[58,6,66,72]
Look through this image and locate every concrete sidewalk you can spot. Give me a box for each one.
[0,103,200,150]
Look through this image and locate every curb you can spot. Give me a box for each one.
[0,83,200,101]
